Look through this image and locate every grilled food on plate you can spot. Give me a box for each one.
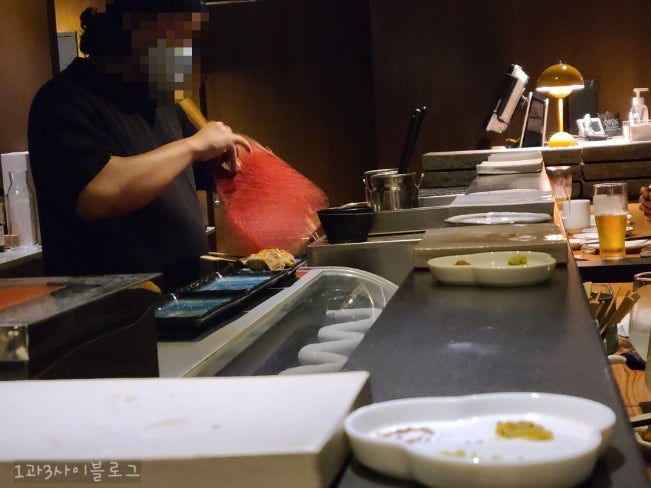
[240,248,296,271]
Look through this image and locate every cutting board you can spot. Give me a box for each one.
[0,372,370,488]
[413,223,568,268]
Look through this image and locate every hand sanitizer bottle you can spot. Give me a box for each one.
[629,88,649,125]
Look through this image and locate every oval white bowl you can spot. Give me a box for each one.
[427,251,556,286]
[344,392,616,488]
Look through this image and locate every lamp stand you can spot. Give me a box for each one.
[547,97,576,147]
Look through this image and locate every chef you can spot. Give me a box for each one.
[28,0,251,292]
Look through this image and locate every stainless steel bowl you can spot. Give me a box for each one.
[370,172,420,211]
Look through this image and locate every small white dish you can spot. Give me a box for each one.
[445,212,552,225]
[568,238,583,250]
[427,251,556,286]
[344,393,616,488]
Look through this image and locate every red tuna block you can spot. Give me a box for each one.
[215,137,329,256]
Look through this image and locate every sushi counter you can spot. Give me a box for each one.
[1,168,650,486]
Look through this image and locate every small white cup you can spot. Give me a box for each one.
[561,199,591,234]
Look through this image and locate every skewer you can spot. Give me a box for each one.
[201,255,238,263]
[208,251,243,261]
[600,286,621,325]
[600,291,641,337]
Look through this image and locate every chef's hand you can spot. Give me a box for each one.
[639,185,651,218]
[189,121,251,173]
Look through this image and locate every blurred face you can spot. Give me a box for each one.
[128,11,207,104]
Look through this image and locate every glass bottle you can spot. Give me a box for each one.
[6,169,37,247]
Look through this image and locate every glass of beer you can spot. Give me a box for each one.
[593,182,628,260]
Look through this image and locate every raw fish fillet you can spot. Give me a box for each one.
[215,137,329,256]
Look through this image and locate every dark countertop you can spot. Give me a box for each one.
[338,261,649,486]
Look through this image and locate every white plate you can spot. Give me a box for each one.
[583,238,651,252]
[427,251,556,286]
[572,232,599,240]
[445,212,552,225]
[344,393,616,488]
[579,226,633,235]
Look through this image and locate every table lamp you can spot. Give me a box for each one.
[536,61,584,147]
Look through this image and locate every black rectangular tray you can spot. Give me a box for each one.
[154,260,301,339]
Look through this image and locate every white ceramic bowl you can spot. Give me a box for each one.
[427,251,556,286]
[344,393,616,488]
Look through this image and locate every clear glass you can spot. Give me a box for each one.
[6,169,37,247]
[546,166,572,204]
[592,182,627,260]
[628,272,651,360]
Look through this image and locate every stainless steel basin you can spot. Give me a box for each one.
[368,194,460,235]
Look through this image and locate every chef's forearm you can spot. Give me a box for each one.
[75,137,198,221]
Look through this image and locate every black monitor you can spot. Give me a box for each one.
[519,92,549,147]
[484,64,529,134]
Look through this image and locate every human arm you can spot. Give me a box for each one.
[76,121,251,221]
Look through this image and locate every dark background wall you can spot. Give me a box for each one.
[203,0,651,205]
[3,0,651,207]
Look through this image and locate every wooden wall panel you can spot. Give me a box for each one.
[0,0,54,155]
[202,0,377,206]
[369,0,651,170]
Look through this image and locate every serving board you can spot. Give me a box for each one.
[0,372,370,488]
[413,223,568,268]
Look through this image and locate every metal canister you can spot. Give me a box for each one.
[370,172,420,211]
[363,168,397,205]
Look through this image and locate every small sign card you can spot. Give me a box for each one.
[598,111,623,137]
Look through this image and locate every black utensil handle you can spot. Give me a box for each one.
[398,107,426,174]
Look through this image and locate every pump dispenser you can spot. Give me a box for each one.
[630,88,649,125]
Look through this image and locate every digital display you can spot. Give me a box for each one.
[520,92,549,148]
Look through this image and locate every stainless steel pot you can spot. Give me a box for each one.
[370,172,421,211]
